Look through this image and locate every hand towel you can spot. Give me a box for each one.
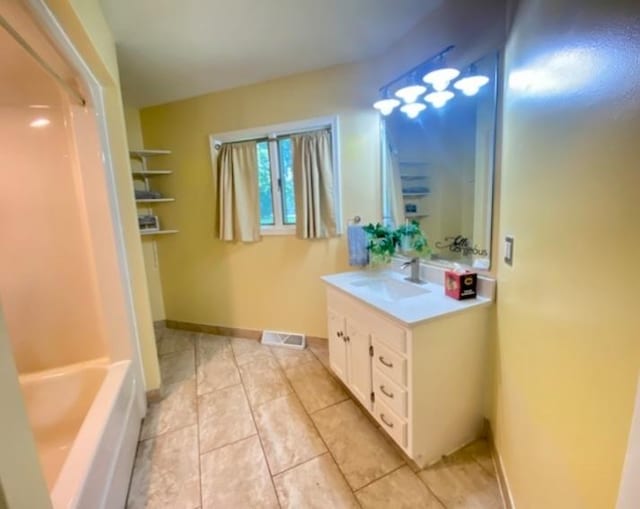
[348,225,369,266]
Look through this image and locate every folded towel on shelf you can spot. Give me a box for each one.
[135,189,163,199]
[347,225,369,266]
[402,186,430,194]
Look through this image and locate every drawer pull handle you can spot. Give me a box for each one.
[380,413,394,428]
[344,335,350,343]
[379,356,393,368]
[379,385,394,399]
[336,331,342,338]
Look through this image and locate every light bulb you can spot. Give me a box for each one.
[29,117,50,128]
[394,85,427,104]
[453,75,490,96]
[400,103,426,119]
[422,68,460,91]
[373,98,400,116]
[424,91,454,108]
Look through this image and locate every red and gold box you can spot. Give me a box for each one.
[444,270,477,300]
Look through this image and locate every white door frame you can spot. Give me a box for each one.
[617,373,640,509]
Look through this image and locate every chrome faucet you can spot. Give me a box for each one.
[401,257,425,284]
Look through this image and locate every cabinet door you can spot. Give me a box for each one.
[345,316,372,410]
[327,308,347,383]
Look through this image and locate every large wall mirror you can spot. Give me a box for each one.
[381,51,499,269]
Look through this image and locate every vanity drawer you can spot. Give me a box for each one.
[373,368,407,418]
[372,340,407,388]
[371,318,406,354]
[374,398,407,449]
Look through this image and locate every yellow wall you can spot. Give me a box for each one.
[46,0,161,390]
[493,0,640,507]
[141,65,380,336]
[123,106,167,322]
[140,0,505,337]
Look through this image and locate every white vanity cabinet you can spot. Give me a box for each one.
[325,285,490,468]
[327,308,372,409]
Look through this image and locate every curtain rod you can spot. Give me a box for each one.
[0,15,86,106]
[213,126,330,150]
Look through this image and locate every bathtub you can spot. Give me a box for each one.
[19,358,144,508]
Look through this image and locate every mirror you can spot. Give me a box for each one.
[381,52,498,268]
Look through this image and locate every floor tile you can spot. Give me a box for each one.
[312,399,404,490]
[273,453,359,509]
[196,335,240,395]
[231,337,275,365]
[197,333,233,360]
[127,425,200,509]
[270,346,317,370]
[460,439,496,475]
[200,435,279,509]
[285,358,348,413]
[157,329,197,356]
[238,357,292,408]
[159,349,195,387]
[307,338,330,369]
[140,380,197,440]
[254,394,326,474]
[418,451,502,509]
[356,466,444,508]
[198,384,255,453]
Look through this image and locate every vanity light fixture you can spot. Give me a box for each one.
[400,102,426,119]
[394,84,427,104]
[373,98,401,116]
[453,74,490,96]
[373,45,491,116]
[424,90,455,108]
[422,67,460,91]
[453,64,490,96]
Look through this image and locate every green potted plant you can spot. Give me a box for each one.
[396,220,431,258]
[363,223,400,265]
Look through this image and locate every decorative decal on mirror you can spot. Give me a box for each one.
[435,236,488,257]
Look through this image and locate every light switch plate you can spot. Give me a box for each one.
[504,235,514,266]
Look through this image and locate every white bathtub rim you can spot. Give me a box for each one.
[50,359,131,509]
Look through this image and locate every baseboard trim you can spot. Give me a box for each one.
[487,426,516,509]
[165,319,326,343]
[145,387,163,404]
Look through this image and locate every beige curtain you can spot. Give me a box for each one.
[291,130,337,239]
[387,145,405,228]
[216,141,260,242]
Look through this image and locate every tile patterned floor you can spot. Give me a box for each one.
[127,328,504,508]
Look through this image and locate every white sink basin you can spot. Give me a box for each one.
[350,277,430,302]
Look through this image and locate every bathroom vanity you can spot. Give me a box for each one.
[322,267,494,468]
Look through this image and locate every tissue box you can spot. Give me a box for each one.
[444,270,477,300]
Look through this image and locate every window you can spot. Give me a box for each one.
[256,136,296,231]
[211,116,341,236]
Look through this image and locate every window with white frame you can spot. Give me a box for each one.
[211,116,341,235]
[256,135,296,231]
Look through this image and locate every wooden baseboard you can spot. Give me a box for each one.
[164,319,326,343]
[487,425,515,509]
[145,387,163,404]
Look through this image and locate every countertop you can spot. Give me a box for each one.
[321,269,492,327]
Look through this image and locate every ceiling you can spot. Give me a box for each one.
[100,0,441,107]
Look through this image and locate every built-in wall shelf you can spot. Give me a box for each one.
[140,229,179,236]
[406,213,429,219]
[129,149,177,236]
[135,198,175,204]
[130,149,171,158]
[132,170,172,177]
[403,192,430,198]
